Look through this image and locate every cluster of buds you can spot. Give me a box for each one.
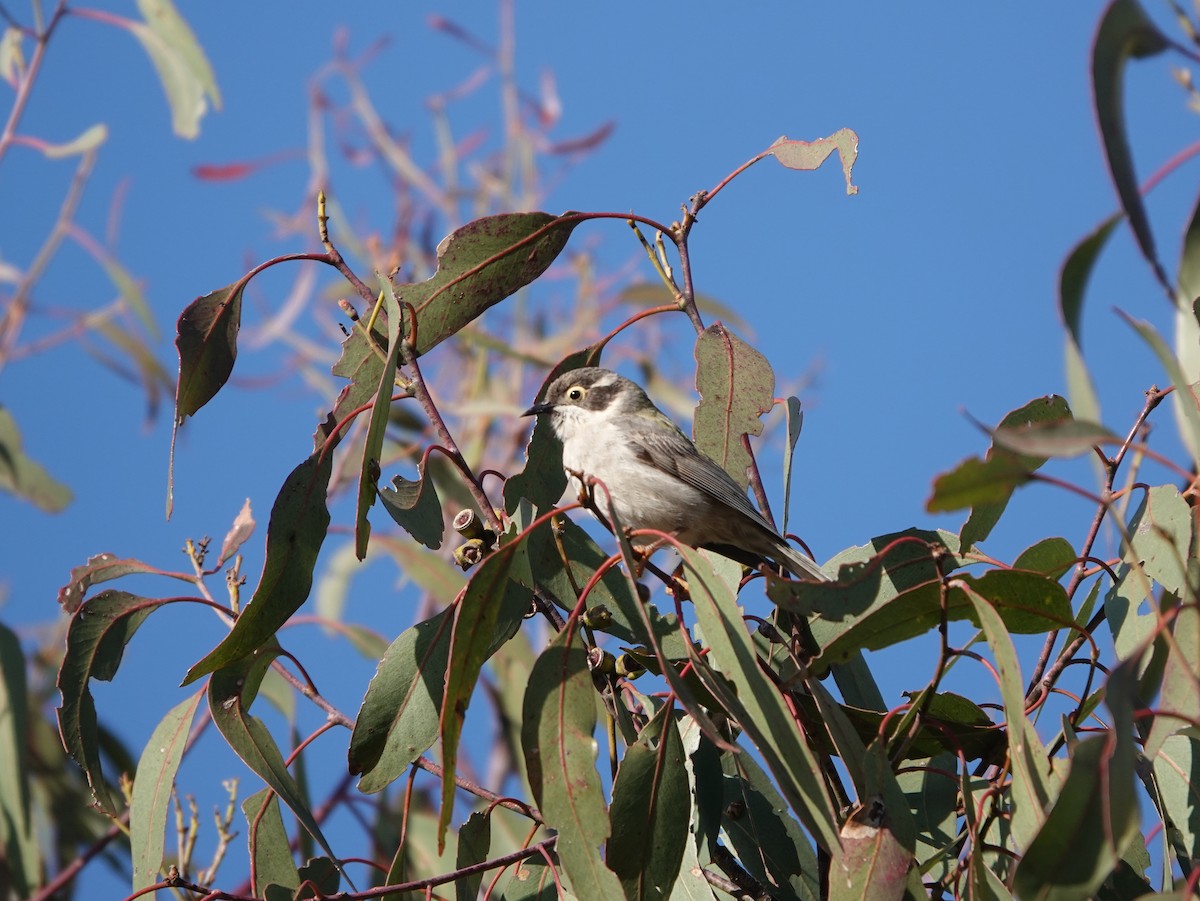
[451,508,499,570]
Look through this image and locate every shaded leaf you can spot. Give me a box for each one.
[831,800,911,901]
[1144,602,1200,760]
[183,417,341,684]
[349,608,453,792]
[1174,192,1200,461]
[768,129,860,195]
[1152,734,1200,868]
[522,627,626,900]
[438,537,532,843]
[684,550,840,851]
[0,624,37,898]
[782,396,803,536]
[130,690,202,891]
[1012,662,1139,899]
[608,704,689,901]
[378,470,444,550]
[173,282,244,426]
[1013,537,1078,580]
[926,454,1033,513]
[498,855,559,900]
[56,591,170,813]
[355,282,403,560]
[455,811,491,901]
[1123,312,1200,469]
[0,406,72,512]
[693,323,774,489]
[1092,0,1171,289]
[208,648,349,886]
[57,553,163,613]
[243,788,300,897]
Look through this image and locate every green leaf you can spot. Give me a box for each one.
[498,854,560,900]
[378,470,444,550]
[0,406,72,512]
[617,282,749,330]
[55,591,169,813]
[504,348,593,515]
[1174,193,1200,462]
[131,0,220,138]
[768,129,860,195]
[56,553,171,613]
[684,549,840,851]
[405,212,578,358]
[1152,734,1200,868]
[130,690,202,891]
[1012,662,1139,900]
[454,811,492,901]
[608,704,689,901]
[991,419,1119,458]
[896,753,958,884]
[830,800,912,901]
[1012,537,1078,579]
[243,788,300,897]
[438,538,530,844]
[355,282,403,560]
[208,647,350,887]
[348,608,454,791]
[964,587,1060,851]
[183,418,341,684]
[173,282,244,426]
[781,396,803,536]
[1143,601,1200,760]
[0,624,37,898]
[693,324,775,489]
[1059,214,1121,425]
[40,121,108,158]
[718,745,819,900]
[522,627,626,900]
[1124,312,1200,469]
[926,454,1034,512]
[1091,0,1171,289]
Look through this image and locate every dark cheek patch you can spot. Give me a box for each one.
[583,383,621,410]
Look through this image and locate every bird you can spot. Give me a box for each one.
[522,366,826,581]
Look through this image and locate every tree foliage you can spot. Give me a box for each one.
[5,2,1200,900]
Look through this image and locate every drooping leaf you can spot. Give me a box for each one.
[1059,213,1121,425]
[617,282,749,331]
[693,324,775,489]
[355,281,403,560]
[991,419,1119,458]
[243,788,300,897]
[218,498,256,566]
[173,283,244,426]
[183,416,341,684]
[768,129,860,195]
[1174,193,1200,462]
[608,703,689,901]
[1091,0,1171,289]
[438,537,532,844]
[208,647,350,886]
[683,550,840,852]
[1123,311,1200,470]
[1012,662,1139,899]
[504,348,592,516]
[0,406,72,512]
[348,607,454,792]
[926,454,1034,513]
[40,122,108,158]
[56,553,167,613]
[0,624,37,898]
[782,396,803,536]
[130,0,220,139]
[56,591,170,813]
[454,811,492,901]
[378,470,444,550]
[130,690,202,891]
[521,627,626,900]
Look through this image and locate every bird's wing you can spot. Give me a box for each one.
[635,426,779,534]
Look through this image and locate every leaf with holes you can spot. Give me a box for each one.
[768,130,859,195]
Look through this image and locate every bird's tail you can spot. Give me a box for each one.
[777,542,828,581]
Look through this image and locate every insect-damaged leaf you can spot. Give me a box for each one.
[379,471,445,550]
[767,129,859,195]
[694,324,775,490]
[183,416,341,684]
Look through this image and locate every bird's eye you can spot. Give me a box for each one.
[566,386,586,402]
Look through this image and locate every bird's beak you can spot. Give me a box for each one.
[522,401,553,417]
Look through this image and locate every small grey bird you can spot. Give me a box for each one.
[523,367,826,580]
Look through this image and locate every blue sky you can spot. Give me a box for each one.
[3,2,1196,896]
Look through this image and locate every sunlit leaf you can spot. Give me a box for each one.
[693,323,774,489]
[349,608,453,792]
[56,591,170,813]
[1174,192,1200,461]
[1012,537,1078,580]
[183,417,341,684]
[831,799,911,901]
[56,553,165,613]
[131,0,220,138]
[130,690,202,891]
[1059,213,1121,425]
[218,498,256,567]
[991,419,1119,458]
[0,406,72,512]
[768,129,860,195]
[522,626,626,900]
[1143,602,1200,760]
[41,122,108,158]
